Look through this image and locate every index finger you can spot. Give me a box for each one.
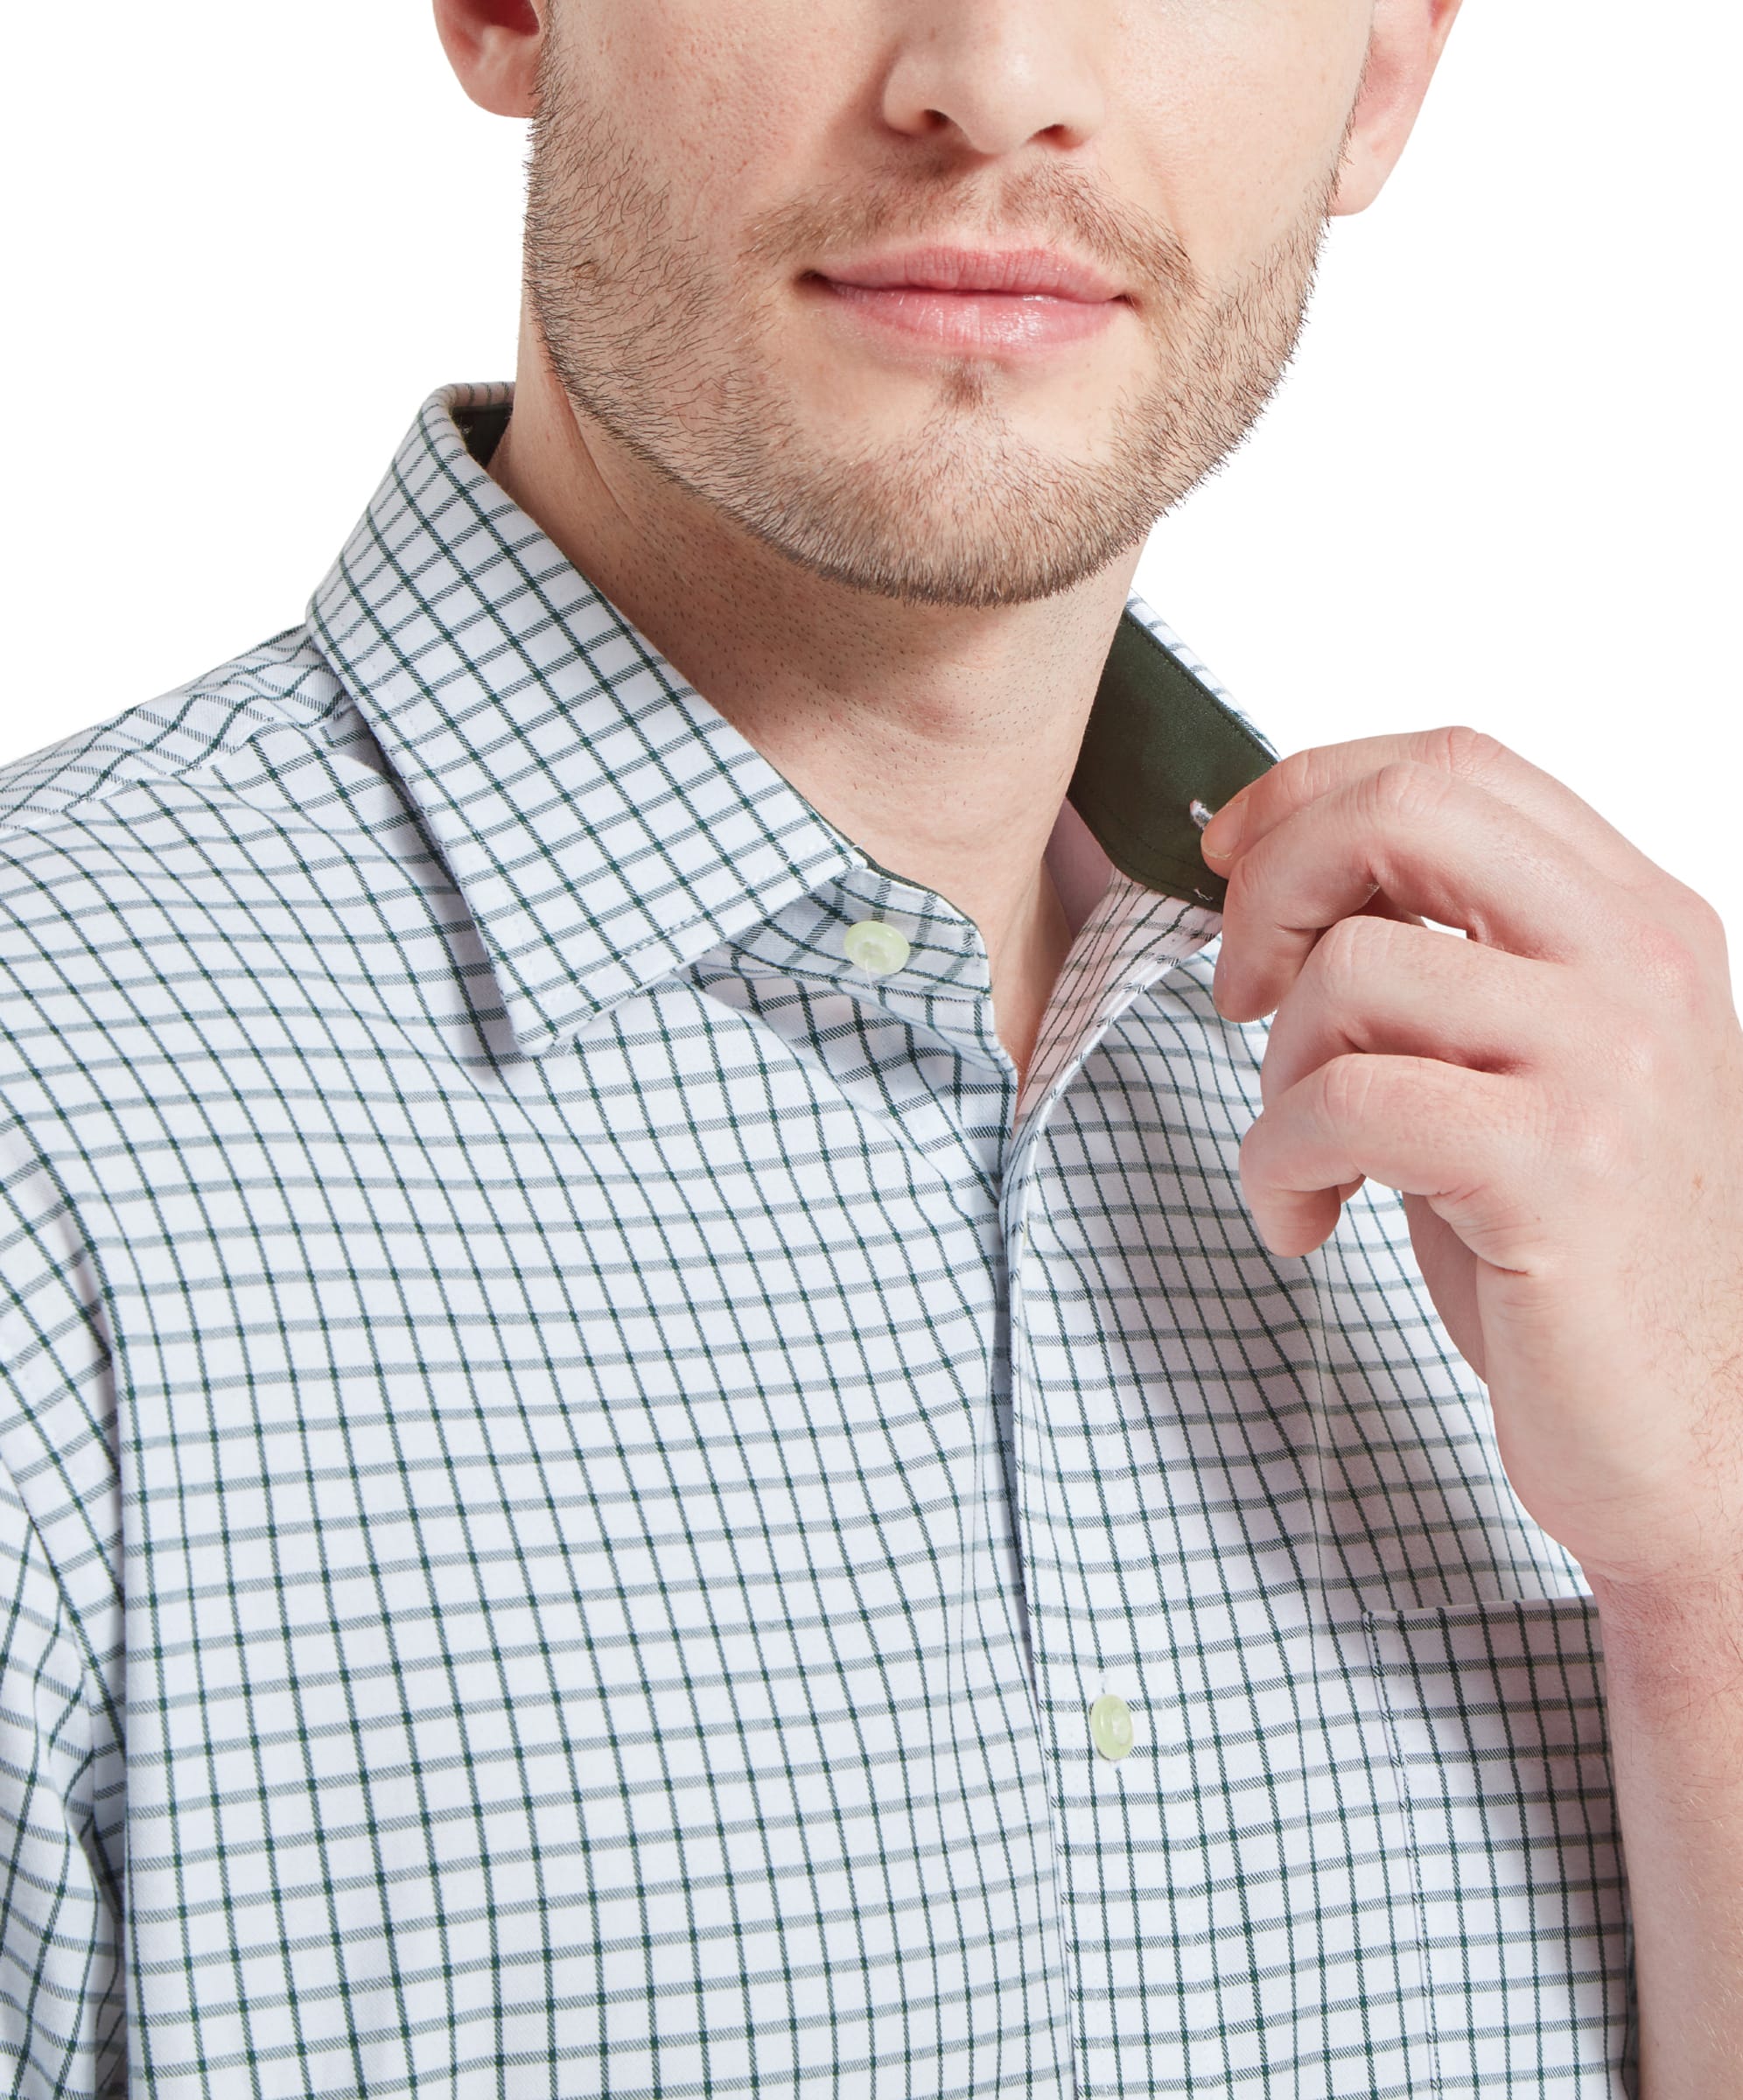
[1200,724,1664,893]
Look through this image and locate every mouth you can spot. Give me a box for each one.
[800,245,1131,356]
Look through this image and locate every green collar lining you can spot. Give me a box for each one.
[1071,612,1275,911]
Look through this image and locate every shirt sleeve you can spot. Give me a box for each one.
[0,1452,125,2097]
[0,1104,128,2099]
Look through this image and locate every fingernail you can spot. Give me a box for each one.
[1200,794,1247,866]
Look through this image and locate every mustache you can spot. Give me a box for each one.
[739,163,1202,309]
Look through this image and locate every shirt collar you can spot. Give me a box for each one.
[307,382,1274,1059]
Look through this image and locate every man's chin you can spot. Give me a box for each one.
[736,497,1149,610]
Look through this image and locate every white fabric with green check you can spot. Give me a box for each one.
[0,384,1632,2096]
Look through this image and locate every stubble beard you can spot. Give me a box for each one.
[522,51,1348,610]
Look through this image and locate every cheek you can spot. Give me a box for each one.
[1118,4,1369,268]
[578,0,866,237]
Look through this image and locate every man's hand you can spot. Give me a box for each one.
[1200,727,1743,1597]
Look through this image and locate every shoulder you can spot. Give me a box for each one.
[0,622,447,1102]
[0,620,421,989]
[0,612,482,1158]
[0,623,355,831]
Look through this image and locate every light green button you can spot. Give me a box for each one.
[843,919,911,977]
[1089,1692,1134,1763]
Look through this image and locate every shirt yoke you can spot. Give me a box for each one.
[0,625,374,835]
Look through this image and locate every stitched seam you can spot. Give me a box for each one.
[1365,1612,1448,2098]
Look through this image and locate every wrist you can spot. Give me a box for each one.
[1587,1562,1743,1716]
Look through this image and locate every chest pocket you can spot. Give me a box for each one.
[1365,1595,1635,2096]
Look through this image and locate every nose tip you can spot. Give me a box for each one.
[880,21,1105,159]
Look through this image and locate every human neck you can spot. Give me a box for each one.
[487,337,1140,1083]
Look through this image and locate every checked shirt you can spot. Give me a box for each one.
[0,384,1631,2096]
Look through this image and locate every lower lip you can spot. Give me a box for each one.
[810,280,1124,355]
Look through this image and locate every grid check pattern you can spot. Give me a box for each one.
[0,384,1632,2097]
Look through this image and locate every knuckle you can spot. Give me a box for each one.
[1668,883,1729,965]
[1418,724,1509,780]
[1601,1013,1661,1090]
[1310,913,1392,998]
[1623,920,1712,1013]
[1550,1097,1630,1189]
[1362,758,1452,829]
[1268,738,1352,819]
[1274,744,1347,808]
[1317,1051,1385,1128]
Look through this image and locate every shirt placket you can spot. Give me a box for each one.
[999,879,1222,2100]
[713,863,1222,2097]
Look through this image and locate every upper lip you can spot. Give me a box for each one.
[813,247,1124,302]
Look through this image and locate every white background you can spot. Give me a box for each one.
[4,3,1738,959]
